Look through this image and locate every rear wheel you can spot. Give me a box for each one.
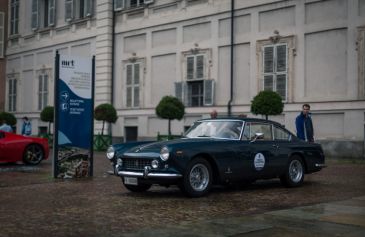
[23,144,44,165]
[280,155,305,187]
[179,157,212,197]
[121,178,152,192]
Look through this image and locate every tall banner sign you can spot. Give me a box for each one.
[53,53,95,178]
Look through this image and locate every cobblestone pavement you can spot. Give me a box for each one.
[0,152,364,237]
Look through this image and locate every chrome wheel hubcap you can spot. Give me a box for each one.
[289,160,303,183]
[189,164,209,191]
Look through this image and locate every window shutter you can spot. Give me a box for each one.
[126,87,132,107]
[263,75,274,91]
[203,79,214,106]
[276,44,287,72]
[0,12,4,58]
[11,0,19,35]
[134,64,140,85]
[38,75,42,110]
[175,82,183,103]
[65,0,74,22]
[114,0,124,10]
[175,82,188,105]
[134,87,139,107]
[8,80,12,111]
[263,46,274,73]
[196,55,204,79]
[187,56,194,80]
[276,74,287,100]
[31,0,39,30]
[126,64,132,85]
[44,75,49,108]
[85,0,93,17]
[48,0,56,26]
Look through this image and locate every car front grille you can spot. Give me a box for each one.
[123,158,151,170]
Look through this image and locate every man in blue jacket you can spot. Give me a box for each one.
[295,104,314,142]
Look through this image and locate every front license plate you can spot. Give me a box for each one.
[124,177,138,186]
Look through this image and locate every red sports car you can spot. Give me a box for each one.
[0,131,49,165]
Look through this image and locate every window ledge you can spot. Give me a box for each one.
[8,34,20,40]
[67,16,93,25]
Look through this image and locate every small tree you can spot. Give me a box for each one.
[251,91,284,120]
[0,112,17,126]
[40,106,54,134]
[156,96,185,136]
[94,103,118,135]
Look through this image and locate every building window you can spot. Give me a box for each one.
[38,74,48,110]
[114,0,154,11]
[257,35,295,102]
[10,0,19,35]
[0,12,4,58]
[175,52,214,107]
[8,78,17,112]
[65,0,93,22]
[125,63,140,108]
[262,44,288,100]
[31,0,56,30]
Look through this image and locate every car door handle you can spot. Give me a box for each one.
[272,144,279,149]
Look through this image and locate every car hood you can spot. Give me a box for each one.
[124,138,224,154]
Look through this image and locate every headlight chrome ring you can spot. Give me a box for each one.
[160,146,170,161]
[106,146,115,160]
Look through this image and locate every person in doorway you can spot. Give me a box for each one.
[0,118,13,133]
[21,116,32,136]
[295,104,314,142]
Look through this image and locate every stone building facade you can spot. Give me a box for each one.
[4,0,365,157]
[0,0,8,111]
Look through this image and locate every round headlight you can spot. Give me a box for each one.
[151,160,159,169]
[106,146,115,160]
[160,146,170,161]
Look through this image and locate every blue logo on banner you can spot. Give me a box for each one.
[58,79,92,149]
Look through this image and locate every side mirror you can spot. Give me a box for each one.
[250,132,264,143]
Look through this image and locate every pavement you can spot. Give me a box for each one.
[122,196,365,237]
[1,152,365,237]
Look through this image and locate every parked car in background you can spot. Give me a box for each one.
[0,131,49,165]
[106,118,326,197]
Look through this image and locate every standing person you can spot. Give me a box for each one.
[295,104,314,142]
[210,110,218,119]
[0,118,13,133]
[21,116,32,136]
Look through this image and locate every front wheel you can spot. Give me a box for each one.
[280,155,305,187]
[23,144,44,165]
[179,157,212,197]
[121,178,152,192]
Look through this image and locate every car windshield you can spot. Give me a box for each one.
[185,120,244,140]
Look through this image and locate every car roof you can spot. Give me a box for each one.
[198,117,284,127]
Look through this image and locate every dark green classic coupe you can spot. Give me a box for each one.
[106,118,326,197]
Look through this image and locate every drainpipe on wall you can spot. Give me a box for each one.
[227,0,235,117]
[109,0,116,137]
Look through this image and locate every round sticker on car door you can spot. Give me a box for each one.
[254,153,265,171]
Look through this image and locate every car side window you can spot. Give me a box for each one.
[273,126,290,141]
[242,123,250,140]
[250,123,273,141]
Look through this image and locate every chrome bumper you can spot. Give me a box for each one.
[315,163,327,168]
[116,165,182,179]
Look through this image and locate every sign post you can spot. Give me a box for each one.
[53,52,95,178]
